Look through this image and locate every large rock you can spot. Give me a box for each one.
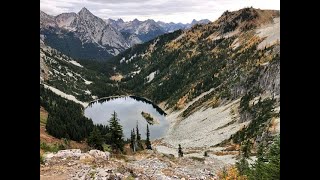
[43,152,55,160]
[55,149,82,158]
[88,150,110,160]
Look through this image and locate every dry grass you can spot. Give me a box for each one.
[40,106,48,125]
[213,151,239,156]
[162,168,175,177]
[207,96,220,108]
[79,157,95,164]
[268,117,280,133]
[224,144,240,151]
[110,74,123,82]
[217,165,248,180]
[176,94,188,109]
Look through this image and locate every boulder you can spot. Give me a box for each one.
[88,150,110,160]
[105,151,111,160]
[55,149,82,158]
[43,152,55,160]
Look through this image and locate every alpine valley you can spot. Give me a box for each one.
[40,7,280,179]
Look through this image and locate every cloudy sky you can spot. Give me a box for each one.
[40,0,280,23]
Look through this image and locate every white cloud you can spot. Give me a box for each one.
[40,0,280,23]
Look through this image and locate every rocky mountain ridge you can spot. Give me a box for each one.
[40,7,211,61]
[40,8,129,61]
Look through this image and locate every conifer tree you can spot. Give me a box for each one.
[136,122,144,150]
[136,123,141,141]
[145,124,152,150]
[108,111,124,152]
[130,129,136,152]
[178,144,183,157]
[87,126,104,150]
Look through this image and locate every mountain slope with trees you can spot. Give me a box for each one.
[40,39,128,104]
[110,7,280,158]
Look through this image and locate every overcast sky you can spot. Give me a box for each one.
[40,0,280,23]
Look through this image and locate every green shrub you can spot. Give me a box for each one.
[102,144,112,152]
[40,155,44,164]
[40,142,63,153]
[204,151,209,157]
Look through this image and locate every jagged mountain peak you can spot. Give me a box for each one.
[40,10,53,19]
[78,7,94,17]
[145,19,156,23]
[117,18,124,23]
[40,10,47,16]
[132,18,140,24]
[40,10,57,28]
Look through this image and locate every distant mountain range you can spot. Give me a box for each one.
[106,18,210,42]
[40,7,210,61]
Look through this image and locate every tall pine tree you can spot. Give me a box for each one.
[136,122,141,142]
[87,127,104,150]
[108,111,124,152]
[178,144,183,157]
[136,122,143,150]
[130,128,136,152]
[145,124,152,150]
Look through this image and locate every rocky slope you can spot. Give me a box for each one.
[41,148,227,179]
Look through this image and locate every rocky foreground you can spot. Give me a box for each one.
[40,148,236,180]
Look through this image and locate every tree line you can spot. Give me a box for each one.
[41,85,124,152]
[129,123,152,152]
[40,85,94,141]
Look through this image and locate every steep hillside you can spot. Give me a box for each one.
[40,39,124,104]
[112,8,280,149]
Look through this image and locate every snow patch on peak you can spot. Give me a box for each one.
[146,71,157,83]
[69,60,83,67]
[120,57,126,63]
[84,79,92,85]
